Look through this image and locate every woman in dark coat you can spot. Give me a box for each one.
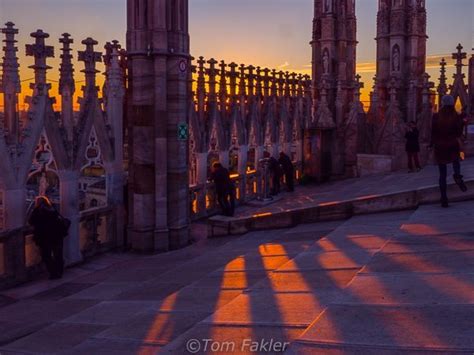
[210,162,235,217]
[29,196,64,279]
[431,95,467,207]
[405,121,421,172]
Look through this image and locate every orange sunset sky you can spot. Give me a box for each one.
[0,0,472,110]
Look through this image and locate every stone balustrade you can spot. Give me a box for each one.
[187,57,310,215]
[0,22,126,288]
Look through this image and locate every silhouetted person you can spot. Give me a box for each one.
[264,152,281,195]
[279,151,294,192]
[405,121,421,173]
[29,196,65,279]
[431,95,467,208]
[210,162,235,217]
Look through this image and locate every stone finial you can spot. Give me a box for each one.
[303,75,312,97]
[439,58,447,81]
[421,72,434,104]
[270,69,278,97]
[196,56,206,106]
[237,64,246,97]
[78,37,102,92]
[277,71,285,97]
[452,43,467,78]
[262,68,271,97]
[197,56,206,90]
[437,58,448,100]
[59,33,75,95]
[188,57,196,97]
[104,42,113,67]
[228,62,238,98]
[118,48,127,77]
[284,72,292,97]
[26,29,54,90]
[104,40,121,67]
[219,60,227,96]
[297,74,304,97]
[290,73,298,97]
[247,65,255,97]
[1,22,21,142]
[106,44,125,99]
[255,67,263,98]
[195,56,206,116]
[1,22,21,94]
[353,74,364,101]
[206,58,218,100]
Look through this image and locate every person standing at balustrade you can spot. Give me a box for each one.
[279,151,295,192]
[431,95,468,208]
[264,152,282,195]
[210,162,235,217]
[405,121,422,173]
[29,196,65,279]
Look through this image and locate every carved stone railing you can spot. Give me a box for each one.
[0,206,118,290]
[0,22,126,287]
[187,56,310,218]
[189,166,302,220]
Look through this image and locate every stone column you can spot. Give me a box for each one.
[104,45,126,249]
[166,0,190,249]
[128,0,162,252]
[127,0,190,251]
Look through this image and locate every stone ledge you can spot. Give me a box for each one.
[208,179,474,237]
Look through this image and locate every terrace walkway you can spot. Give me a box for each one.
[208,158,474,237]
[0,199,472,353]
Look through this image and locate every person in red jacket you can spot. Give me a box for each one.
[431,95,467,207]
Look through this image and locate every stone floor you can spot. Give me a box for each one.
[236,157,474,218]
[0,200,473,354]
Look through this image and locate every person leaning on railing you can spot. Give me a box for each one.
[210,162,235,217]
[28,196,66,279]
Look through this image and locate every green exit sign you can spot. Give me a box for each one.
[178,123,188,140]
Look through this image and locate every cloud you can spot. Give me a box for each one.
[354,54,457,74]
[356,62,376,73]
[265,52,464,80]
[425,54,454,69]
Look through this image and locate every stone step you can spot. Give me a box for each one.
[208,179,474,237]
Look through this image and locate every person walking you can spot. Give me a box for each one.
[210,162,235,217]
[29,196,65,279]
[405,121,422,173]
[278,151,295,192]
[431,95,468,208]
